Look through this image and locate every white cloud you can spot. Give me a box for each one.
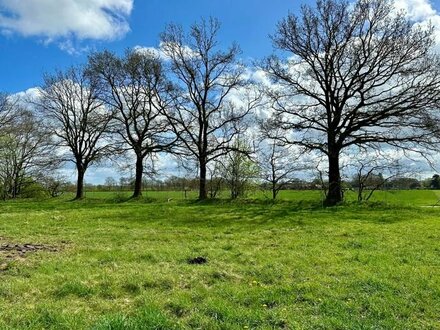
[395,0,437,20]
[133,45,168,60]
[13,87,41,100]
[0,0,133,51]
[133,42,201,61]
[394,0,440,47]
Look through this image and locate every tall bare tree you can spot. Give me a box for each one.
[263,0,440,205]
[36,66,113,200]
[161,17,259,200]
[88,49,176,198]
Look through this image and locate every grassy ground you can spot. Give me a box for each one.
[0,191,439,329]
[85,188,440,206]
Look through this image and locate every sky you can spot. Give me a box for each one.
[1,0,439,93]
[0,0,307,94]
[0,0,439,183]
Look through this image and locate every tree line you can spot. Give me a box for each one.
[84,173,440,198]
[1,0,440,206]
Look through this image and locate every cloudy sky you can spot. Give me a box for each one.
[0,0,439,93]
[0,0,307,93]
[0,0,439,183]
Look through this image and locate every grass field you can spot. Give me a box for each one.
[0,190,439,329]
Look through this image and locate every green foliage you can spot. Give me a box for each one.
[219,140,259,199]
[20,180,49,199]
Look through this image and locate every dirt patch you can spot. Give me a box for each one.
[0,242,59,271]
[187,256,208,265]
[1,243,58,255]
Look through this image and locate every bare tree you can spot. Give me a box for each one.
[0,108,56,199]
[258,125,310,199]
[39,174,68,198]
[0,93,16,127]
[347,150,402,201]
[36,66,113,200]
[161,17,259,200]
[87,49,177,198]
[207,162,224,198]
[104,176,117,191]
[263,0,440,205]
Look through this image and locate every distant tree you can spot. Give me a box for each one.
[431,174,440,189]
[36,66,113,200]
[119,176,134,190]
[0,108,55,199]
[385,177,421,190]
[219,140,259,199]
[258,125,310,199]
[263,0,440,205]
[161,17,260,200]
[39,174,68,197]
[88,49,177,198]
[258,143,304,200]
[104,177,117,191]
[207,162,224,198]
[351,160,400,202]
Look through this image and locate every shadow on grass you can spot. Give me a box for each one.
[0,194,427,229]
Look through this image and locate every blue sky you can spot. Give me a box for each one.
[1,0,439,94]
[0,0,305,94]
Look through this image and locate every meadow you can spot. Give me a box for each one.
[0,190,439,329]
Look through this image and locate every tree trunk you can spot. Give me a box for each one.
[12,177,18,199]
[272,185,277,200]
[199,158,207,200]
[325,151,343,206]
[75,166,85,200]
[132,155,143,198]
[272,181,278,200]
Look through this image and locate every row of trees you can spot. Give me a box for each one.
[95,173,440,195]
[1,0,440,205]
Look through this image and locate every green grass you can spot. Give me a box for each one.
[0,190,439,329]
[84,188,440,206]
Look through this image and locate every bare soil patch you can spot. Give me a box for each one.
[0,240,58,271]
